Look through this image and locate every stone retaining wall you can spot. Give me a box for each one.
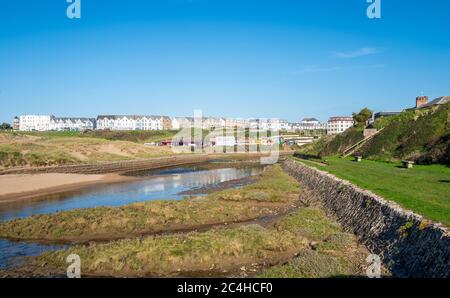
[282,159,449,278]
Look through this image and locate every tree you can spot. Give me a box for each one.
[353,108,373,127]
[0,122,12,130]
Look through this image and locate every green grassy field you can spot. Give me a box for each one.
[291,156,450,226]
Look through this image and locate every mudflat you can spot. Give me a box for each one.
[0,173,134,204]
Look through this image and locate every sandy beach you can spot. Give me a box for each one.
[0,173,134,204]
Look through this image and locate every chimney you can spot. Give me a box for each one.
[416,96,428,108]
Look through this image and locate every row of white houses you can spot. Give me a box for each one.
[14,114,352,134]
[17,115,96,132]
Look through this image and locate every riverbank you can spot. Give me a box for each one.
[0,160,379,278]
[0,153,291,204]
[0,165,300,244]
[0,152,292,175]
[1,205,372,278]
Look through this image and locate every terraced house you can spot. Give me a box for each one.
[18,115,96,131]
[50,117,96,131]
[96,115,168,131]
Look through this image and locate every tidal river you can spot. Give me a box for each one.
[0,163,263,269]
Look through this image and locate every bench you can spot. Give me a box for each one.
[402,160,415,169]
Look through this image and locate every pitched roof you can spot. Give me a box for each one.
[421,96,450,108]
[53,117,95,122]
[301,118,319,122]
[97,115,165,120]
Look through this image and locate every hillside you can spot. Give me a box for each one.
[297,102,450,165]
[8,130,180,144]
[0,133,175,168]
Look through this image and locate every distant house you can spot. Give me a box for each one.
[249,119,288,131]
[203,117,226,130]
[97,115,166,131]
[225,118,248,128]
[19,115,52,131]
[374,112,400,121]
[299,118,327,131]
[171,117,195,130]
[51,117,96,131]
[327,116,354,135]
[161,116,172,130]
[416,96,450,109]
[12,117,20,130]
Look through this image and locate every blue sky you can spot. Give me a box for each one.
[1,0,449,123]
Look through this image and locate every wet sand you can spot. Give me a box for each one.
[0,173,135,204]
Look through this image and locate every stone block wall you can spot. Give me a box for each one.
[282,159,449,278]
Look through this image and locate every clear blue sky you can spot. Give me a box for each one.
[1,0,449,123]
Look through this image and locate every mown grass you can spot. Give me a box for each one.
[12,206,367,277]
[0,165,299,242]
[291,156,450,226]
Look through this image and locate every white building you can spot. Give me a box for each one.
[299,118,327,130]
[171,117,195,130]
[13,117,20,130]
[172,116,236,130]
[19,115,52,131]
[51,117,96,131]
[248,119,288,131]
[287,118,327,132]
[96,115,165,131]
[327,116,354,135]
[203,117,226,130]
[18,115,96,131]
[225,118,249,128]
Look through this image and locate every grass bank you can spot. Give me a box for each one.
[291,156,450,226]
[0,132,175,167]
[297,103,449,165]
[0,165,300,243]
[259,208,369,277]
[4,130,181,144]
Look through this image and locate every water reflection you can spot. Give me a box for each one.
[0,164,263,270]
[0,239,66,270]
[0,166,263,222]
